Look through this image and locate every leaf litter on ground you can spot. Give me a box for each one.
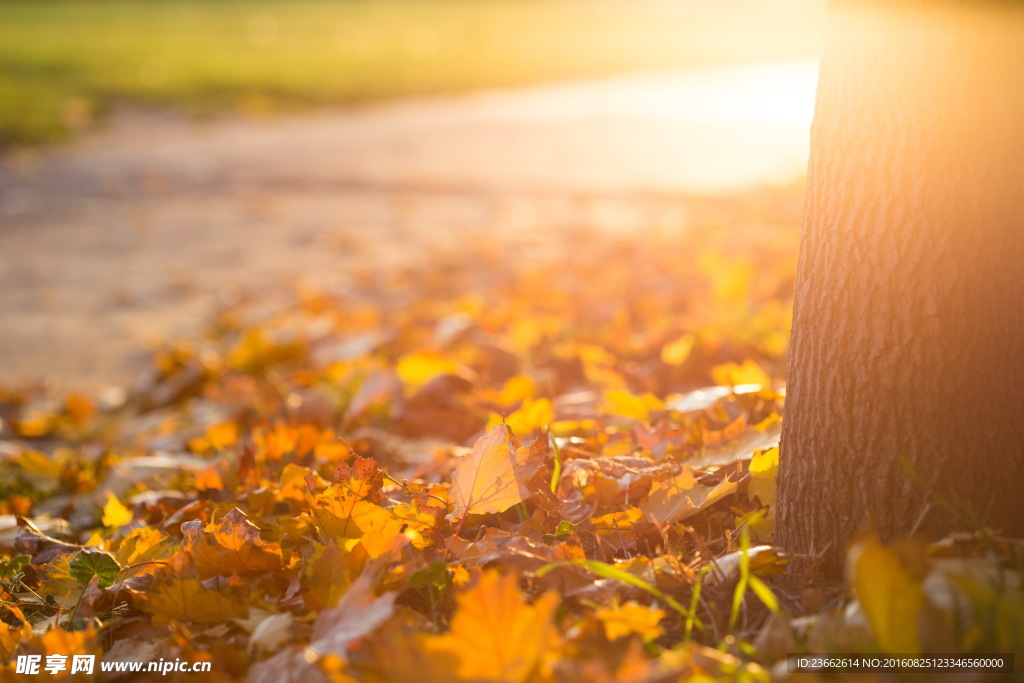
[1,186,1022,680]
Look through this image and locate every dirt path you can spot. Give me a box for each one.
[0,59,816,391]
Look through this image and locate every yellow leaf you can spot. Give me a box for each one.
[113,527,173,568]
[660,333,695,367]
[396,351,463,389]
[597,601,666,641]
[148,577,245,624]
[314,441,351,462]
[644,466,738,524]
[308,482,402,550]
[101,493,134,529]
[450,425,541,516]
[591,507,644,538]
[711,360,770,389]
[484,375,537,406]
[0,605,32,661]
[848,535,924,653]
[435,572,558,682]
[207,421,239,450]
[15,412,54,437]
[748,446,779,505]
[488,397,554,436]
[15,449,63,492]
[600,389,664,422]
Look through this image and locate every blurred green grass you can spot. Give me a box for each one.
[0,0,823,147]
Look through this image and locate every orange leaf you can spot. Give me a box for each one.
[450,425,541,516]
[305,461,410,557]
[432,572,558,682]
[181,508,283,578]
[0,605,32,661]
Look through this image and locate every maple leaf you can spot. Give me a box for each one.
[181,507,283,577]
[643,466,738,524]
[145,554,247,624]
[431,571,558,682]
[307,478,403,547]
[597,601,666,641]
[113,526,174,568]
[329,456,385,503]
[450,425,542,516]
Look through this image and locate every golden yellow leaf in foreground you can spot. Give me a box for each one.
[643,466,737,524]
[450,425,541,516]
[848,535,924,653]
[436,571,558,682]
[0,605,32,661]
[597,601,666,641]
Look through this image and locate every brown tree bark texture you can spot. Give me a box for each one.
[777,1,1024,573]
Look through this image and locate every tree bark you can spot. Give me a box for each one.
[777,1,1024,574]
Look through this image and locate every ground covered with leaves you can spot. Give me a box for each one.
[1,189,1022,681]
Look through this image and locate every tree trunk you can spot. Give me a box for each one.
[776,1,1024,574]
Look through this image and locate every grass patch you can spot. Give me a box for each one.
[0,0,823,146]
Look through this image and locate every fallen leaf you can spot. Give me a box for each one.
[308,576,397,658]
[145,554,247,624]
[450,425,542,516]
[643,466,738,524]
[710,360,770,389]
[597,601,666,641]
[69,549,121,589]
[600,389,664,422]
[0,605,32,661]
[101,493,133,529]
[432,572,558,682]
[661,333,695,367]
[182,508,283,577]
[848,535,924,654]
[748,446,779,505]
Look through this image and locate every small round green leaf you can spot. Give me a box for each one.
[69,549,121,589]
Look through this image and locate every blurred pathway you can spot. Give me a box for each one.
[0,59,817,390]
